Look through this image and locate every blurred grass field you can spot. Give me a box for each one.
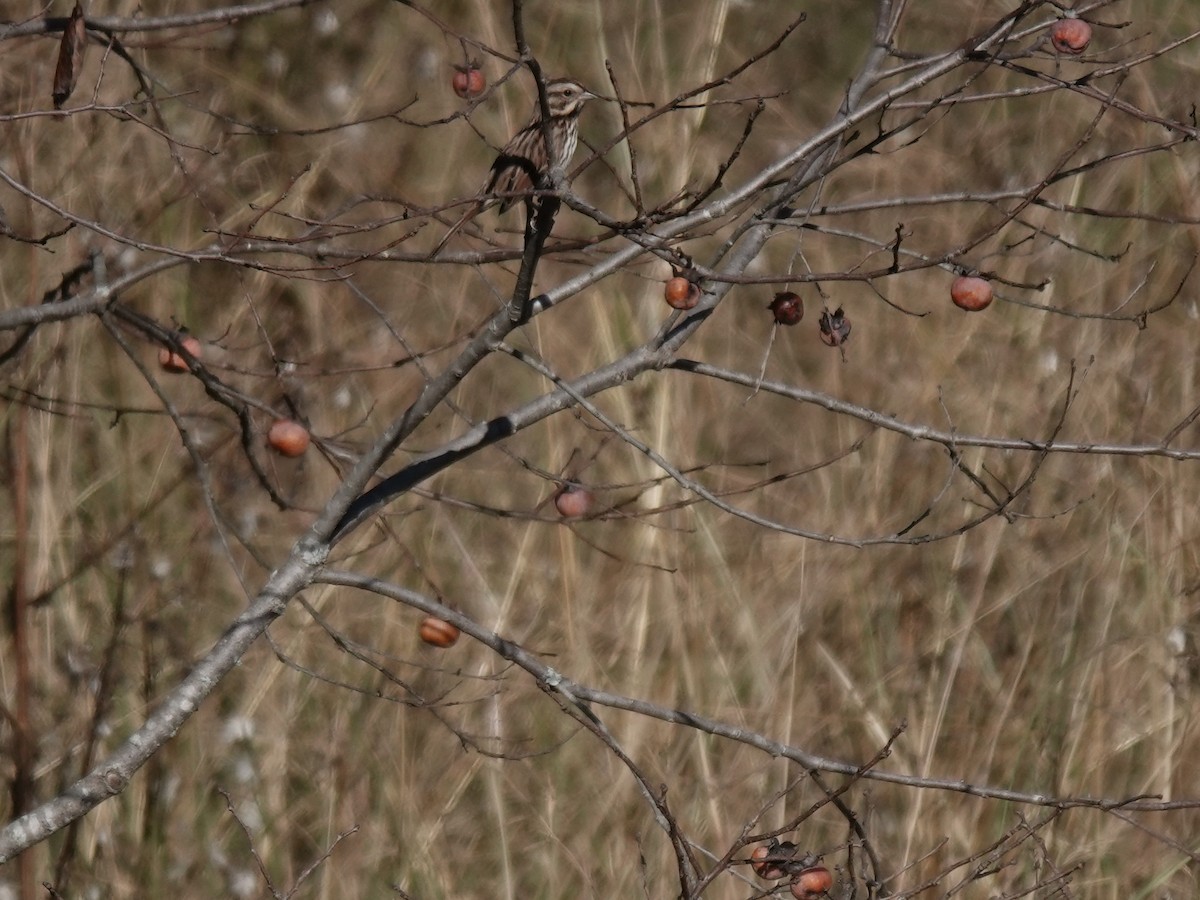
[2,0,1200,896]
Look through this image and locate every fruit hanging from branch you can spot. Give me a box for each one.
[419,616,460,648]
[664,275,701,311]
[1050,17,1092,55]
[554,484,595,518]
[452,63,486,99]
[950,275,994,312]
[267,419,311,457]
[769,291,804,326]
[790,866,833,898]
[158,334,202,373]
[818,307,851,347]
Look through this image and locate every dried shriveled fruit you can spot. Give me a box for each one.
[750,841,797,880]
[52,1,86,109]
[818,308,851,347]
[769,291,804,326]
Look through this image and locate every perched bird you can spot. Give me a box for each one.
[432,77,595,256]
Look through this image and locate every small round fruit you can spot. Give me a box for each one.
[158,335,202,373]
[790,866,833,898]
[818,308,852,347]
[452,65,486,99]
[267,419,310,457]
[554,484,594,518]
[419,616,460,648]
[769,291,804,326]
[750,845,787,880]
[664,276,701,311]
[1050,18,1091,55]
[950,275,993,312]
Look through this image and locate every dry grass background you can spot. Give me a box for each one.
[2,0,1200,897]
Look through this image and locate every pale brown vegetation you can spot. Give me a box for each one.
[2,0,1200,898]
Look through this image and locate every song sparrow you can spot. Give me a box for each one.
[432,77,595,256]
